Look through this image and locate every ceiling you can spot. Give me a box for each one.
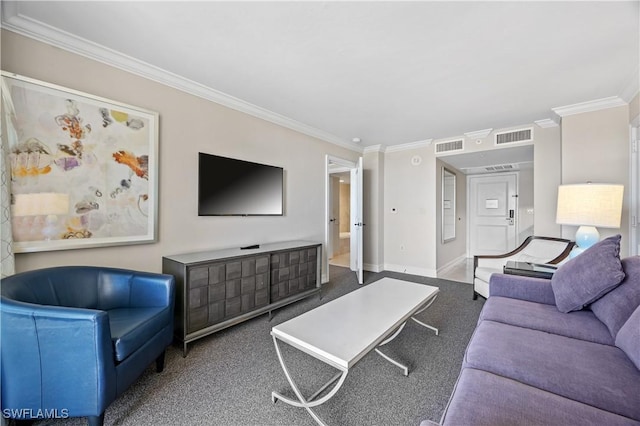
[2,1,638,154]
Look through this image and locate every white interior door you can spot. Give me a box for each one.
[468,173,518,256]
[350,157,364,284]
[327,176,340,260]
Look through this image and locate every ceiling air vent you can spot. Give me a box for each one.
[485,164,516,172]
[495,128,533,145]
[435,139,464,154]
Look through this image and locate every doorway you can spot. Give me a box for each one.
[324,155,363,284]
[328,171,351,268]
[468,172,519,256]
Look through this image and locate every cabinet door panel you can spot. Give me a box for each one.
[241,276,256,294]
[188,306,208,333]
[226,261,242,280]
[255,288,269,307]
[208,283,225,302]
[288,278,299,293]
[242,258,256,277]
[189,267,209,288]
[225,296,241,317]
[208,301,224,324]
[208,263,225,285]
[256,256,269,273]
[241,293,255,312]
[256,272,268,290]
[189,286,208,308]
[226,279,241,298]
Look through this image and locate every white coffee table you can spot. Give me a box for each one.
[271,277,439,425]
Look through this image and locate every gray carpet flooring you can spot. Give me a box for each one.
[31,266,484,426]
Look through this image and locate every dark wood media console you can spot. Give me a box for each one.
[163,240,322,356]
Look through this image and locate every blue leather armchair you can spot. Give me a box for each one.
[1,266,175,426]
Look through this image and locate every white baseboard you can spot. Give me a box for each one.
[364,263,383,273]
[383,263,437,278]
[437,255,469,276]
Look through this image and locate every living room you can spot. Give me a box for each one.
[1,2,639,426]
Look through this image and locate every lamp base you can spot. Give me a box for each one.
[570,225,600,258]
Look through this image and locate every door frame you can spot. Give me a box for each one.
[630,120,639,256]
[466,171,520,257]
[324,155,359,283]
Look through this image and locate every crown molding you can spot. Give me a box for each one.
[363,144,386,153]
[534,118,559,128]
[463,128,492,139]
[551,96,627,117]
[0,4,363,153]
[385,139,433,153]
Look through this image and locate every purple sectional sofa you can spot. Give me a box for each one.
[434,250,640,426]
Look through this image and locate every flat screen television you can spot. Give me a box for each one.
[198,152,284,216]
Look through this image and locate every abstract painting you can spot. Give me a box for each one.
[1,71,158,252]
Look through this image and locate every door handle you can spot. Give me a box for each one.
[329,218,337,223]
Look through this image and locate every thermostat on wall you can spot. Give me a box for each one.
[411,155,422,166]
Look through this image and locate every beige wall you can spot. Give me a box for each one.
[383,146,437,276]
[533,126,563,237]
[339,183,350,233]
[2,30,359,275]
[560,105,630,256]
[435,160,466,270]
[363,150,384,271]
[518,166,535,243]
[630,93,640,124]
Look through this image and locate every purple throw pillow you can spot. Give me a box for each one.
[615,305,640,370]
[551,235,625,313]
[591,256,640,338]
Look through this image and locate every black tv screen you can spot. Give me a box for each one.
[198,152,284,216]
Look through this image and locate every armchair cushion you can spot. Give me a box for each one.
[551,235,625,313]
[109,306,171,362]
[474,266,499,284]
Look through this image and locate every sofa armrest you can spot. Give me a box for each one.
[489,273,556,305]
[130,272,175,309]
[1,298,116,417]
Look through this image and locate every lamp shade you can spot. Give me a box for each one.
[556,184,623,228]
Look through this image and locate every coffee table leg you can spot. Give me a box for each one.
[271,335,348,426]
[375,322,409,376]
[411,294,439,335]
[375,294,440,375]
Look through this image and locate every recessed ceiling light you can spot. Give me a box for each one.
[352,137,361,144]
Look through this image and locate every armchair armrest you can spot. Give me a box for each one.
[489,274,556,305]
[130,272,175,308]
[1,298,116,416]
[474,236,574,272]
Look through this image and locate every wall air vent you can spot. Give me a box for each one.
[435,139,464,154]
[495,128,533,145]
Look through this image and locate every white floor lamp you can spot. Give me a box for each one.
[556,183,624,258]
